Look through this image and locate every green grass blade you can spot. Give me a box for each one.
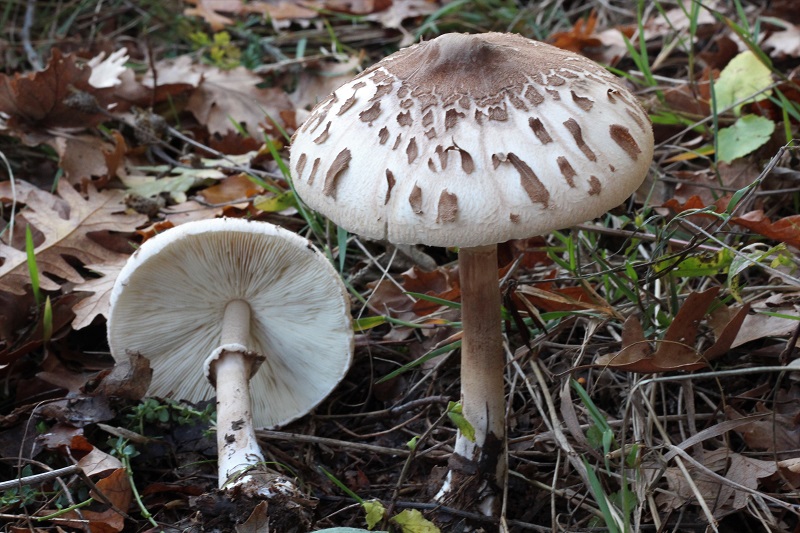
[25,225,42,305]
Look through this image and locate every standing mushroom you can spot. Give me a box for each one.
[290,32,653,515]
[107,218,353,503]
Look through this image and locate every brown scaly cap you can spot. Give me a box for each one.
[291,32,654,247]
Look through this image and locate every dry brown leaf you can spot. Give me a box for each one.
[142,55,204,89]
[549,10,602,53]
[517,284,614,315]
[0,49,115,140]
[364,0,441,34]
[596,287,750,372]
[648,0,718,34]
[0,180,147,295]
[198,173,262,205]
[71,262,126,330]
[657,448,777,516]
[242,1,319,20]
[710,292,800,350]
[50,134,115,185]
[763,24,800,58]
[88,352,152,400]
[235,501,270,533]
[77,445,124,477]
[726,404,800,457]
[83,468,133,532]
[183,0,238,30]
[288,55,363,112]
[0,293,83,365]
[186,65,293,139]
[732,210,800,249]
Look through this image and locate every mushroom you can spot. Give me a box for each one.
[107,218,353,498]
[289,32,653,515]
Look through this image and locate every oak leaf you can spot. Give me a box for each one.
[186,64,293,138]
[0,180,147,295]
[596,287,750,372]
[71,261,126,329]
[0,49,113,138]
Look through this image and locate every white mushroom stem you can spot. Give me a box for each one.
[214,299,265,489]
[437,244,507,514]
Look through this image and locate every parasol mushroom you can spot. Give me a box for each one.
[289,32,653,515]
[107,218,353,499]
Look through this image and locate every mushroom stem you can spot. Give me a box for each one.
[215,299,265,488]
[438,244,506,514]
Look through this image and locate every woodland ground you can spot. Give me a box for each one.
[2,0,800,532]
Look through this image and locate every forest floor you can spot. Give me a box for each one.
[2,1,800,532]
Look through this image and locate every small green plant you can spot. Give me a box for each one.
[109,437,159,529]
[24,224,53,343]
[0,466,39,508]
[126,397,214,434]
[188,30,242,68]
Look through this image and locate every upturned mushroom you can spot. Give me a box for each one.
[107,218,353,501]
[290,32,653,515]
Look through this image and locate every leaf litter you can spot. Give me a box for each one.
[2,1,800,532]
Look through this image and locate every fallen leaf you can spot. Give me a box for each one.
[242,1,319,22]
[0,181,146,295]
[0,49,113,137]
[732,210,800,249]
[183,0,237,30]
[716,114,775,163]
[596,287,750,372]
[38,396,115,427]
[648,0,718,34]
[88,352,153,401]
[713,51,773,114]
[390,509,440,533]
[658,448,777,516]
[39,423,84,450]
[77,444,124,478]
[763,23,800,58]
[364,0,442,32]
[186,64,293,139]
[0,293,84,365]
[549,10,602,53]
[517,284,613,315]
[83,468,133,532]
[50,134,115,185]
[235,501,270,533]
[71,262,126,329]
[198,173,262,204]
[288,55,363,112]
[726,404,800,457]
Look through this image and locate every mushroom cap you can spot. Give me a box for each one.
[290,32,654,247]
[107,218,354,429]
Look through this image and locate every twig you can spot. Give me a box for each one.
[22,0,42,70]
[317,494,552,531]
[317,396,451,419]
[0,465,81,492]
[384,408,451,521]
[573,222,719,252]
[256,429,447,458]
